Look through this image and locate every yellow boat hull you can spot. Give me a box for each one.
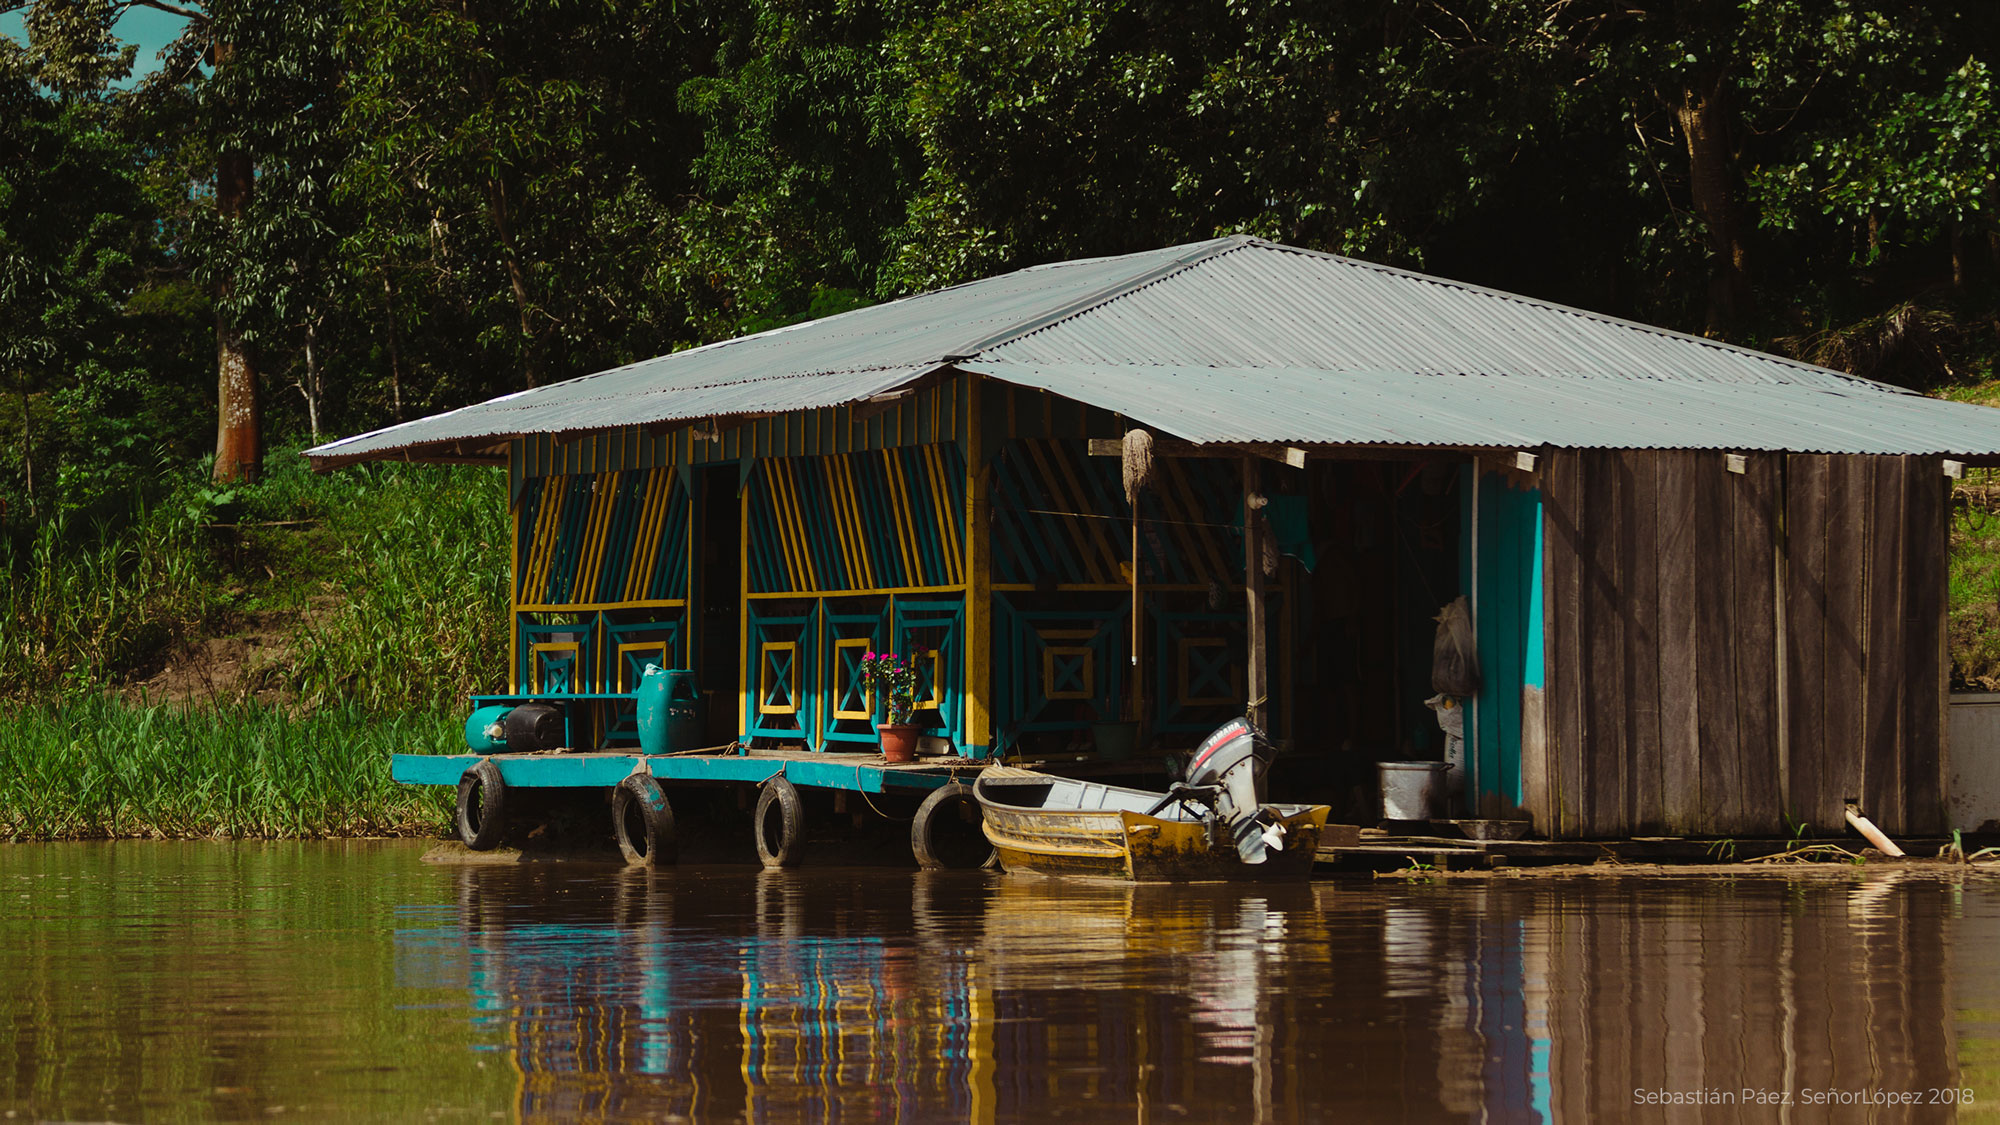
[980,801,1330,882]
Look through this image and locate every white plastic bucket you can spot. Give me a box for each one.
[1378,761,1453,821]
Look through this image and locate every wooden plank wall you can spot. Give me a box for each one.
[1541,450,1945,837]
[1784,455,1946,836]
[1542,450,1780,836]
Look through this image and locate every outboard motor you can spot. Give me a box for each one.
[1184,718,1285,864]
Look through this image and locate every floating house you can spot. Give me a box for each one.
[310,235,2000,840]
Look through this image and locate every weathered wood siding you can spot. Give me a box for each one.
[1540,450,1945,837]
[1784,454,1947,836]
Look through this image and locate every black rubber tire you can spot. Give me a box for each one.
[753,776,806,868]
[455,759,507,851]
[612,774,677,866]
[911,783,993,870]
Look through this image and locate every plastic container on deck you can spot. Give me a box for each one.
[636,665,703,755]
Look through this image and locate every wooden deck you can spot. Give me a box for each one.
[392,747,984,793]
[1313,829,1950,871]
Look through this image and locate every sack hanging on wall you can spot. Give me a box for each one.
[1432,595,1481,697]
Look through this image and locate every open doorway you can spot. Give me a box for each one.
[696,466,743,745]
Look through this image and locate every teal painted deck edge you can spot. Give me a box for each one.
[391,753,959,793]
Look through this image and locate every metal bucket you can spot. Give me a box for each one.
[1377,761,1453,821]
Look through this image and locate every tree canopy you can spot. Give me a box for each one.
[1,0,1996,519]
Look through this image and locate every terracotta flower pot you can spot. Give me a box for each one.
[878,723,920,763]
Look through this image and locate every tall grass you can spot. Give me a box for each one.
[0,696,456,841]
[281,456,511,710]
[0,502,219,698]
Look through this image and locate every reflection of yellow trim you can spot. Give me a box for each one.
[1043,645,1094,700]
[759,641,800,715]
[616,641,669,692]
[1178,637,1236,706]
[832,637,874,720]
[530,641,582,693]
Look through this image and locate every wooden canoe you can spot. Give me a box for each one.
[973,765,1330,881]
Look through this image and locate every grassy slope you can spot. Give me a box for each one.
[1947,383,2000,688]
[0,448,508,840]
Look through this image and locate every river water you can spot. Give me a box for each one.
[5,842,2000,1122]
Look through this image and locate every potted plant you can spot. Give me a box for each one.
[859,650,922,762]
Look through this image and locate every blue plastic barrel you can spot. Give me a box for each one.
[464,704,513,752]
[636,666,702,755]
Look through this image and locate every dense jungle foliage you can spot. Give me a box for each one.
[4,0,2000,704]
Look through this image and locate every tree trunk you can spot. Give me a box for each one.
[485,172,541,387]
[300,313,322,441]
[381,273,404,422]
[1677,73,1752,332]
[211,40,260,483]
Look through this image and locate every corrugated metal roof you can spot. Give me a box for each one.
[957,362,2000,454]
[308,235,2000,464]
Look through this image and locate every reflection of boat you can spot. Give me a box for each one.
[975,719,1329,881]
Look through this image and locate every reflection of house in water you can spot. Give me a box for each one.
[393,868,1986,1123]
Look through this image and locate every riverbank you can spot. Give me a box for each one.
[0,697,454,841]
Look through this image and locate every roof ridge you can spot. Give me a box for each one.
[1238,239,1894,392]
[945,235,1254,360]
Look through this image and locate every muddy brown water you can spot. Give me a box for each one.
[6,844,2000,1122]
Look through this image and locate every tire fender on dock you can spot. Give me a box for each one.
[911,782,993,870]
[754,775,806,868]
[612,774,677,867]
[455,759,507,851]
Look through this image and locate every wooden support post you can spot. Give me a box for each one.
[739,477,752,743]
[964,375,994,757]
[1244,456,1269,731]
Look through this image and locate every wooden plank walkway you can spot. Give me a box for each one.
[1314,830,1950,872]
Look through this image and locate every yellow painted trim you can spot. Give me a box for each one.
[1046,439,1121,580]
[615,641,670,691]
[832,637,874,720]
[758,640,801,715]
[922,444,963,585]
[529,641,582,693]
[739,482,751,740]
[843,457,879,589]
[827,457,865,590]
[510,485,522,694]
[964,375,992,752]
[523,478,563,601]
[578,471,616,603]
[1021,438,1099,582]
[882,449,925,587]
[1042,645,1094,701]
[771,460,819,593]
[622,467,660,603]
[917,648,943,711]
[746,584,962,600]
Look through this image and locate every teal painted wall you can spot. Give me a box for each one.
[1459,468,1543,812]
